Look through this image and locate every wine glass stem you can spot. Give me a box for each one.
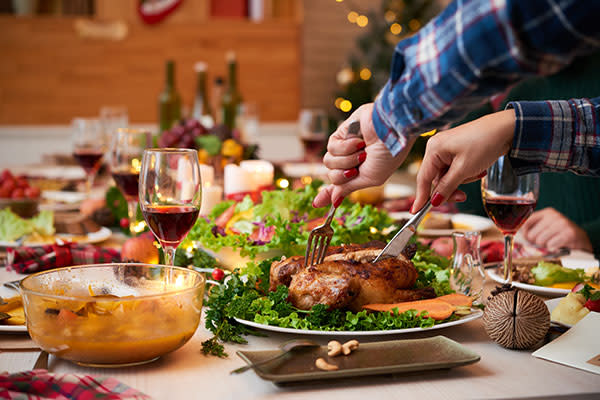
[163,246,177,266]
[503,234,514,284]
[127,201,138,235]
[85,173,95,194]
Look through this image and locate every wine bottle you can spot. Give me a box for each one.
[221,51,242,130]
[212,76,225,125]
[158,60,182,132]
[192,62,214,128]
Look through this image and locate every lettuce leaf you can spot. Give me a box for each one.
[532,261,585,286]
[0,209,54,242]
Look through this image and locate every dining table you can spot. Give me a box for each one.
[1,261,599,400]
[0,125,599,399]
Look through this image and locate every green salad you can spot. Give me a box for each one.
[0,209,54,242]
[186,182,398,259]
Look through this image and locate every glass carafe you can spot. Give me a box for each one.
[450,231,485,303]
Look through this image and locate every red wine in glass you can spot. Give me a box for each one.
[73,149,104,174]
[483,197,537,235]
[142,205,199,246]
[301,135,327,162]
[112,170,140,201]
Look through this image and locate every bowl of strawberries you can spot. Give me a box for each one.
[0,169,41,218]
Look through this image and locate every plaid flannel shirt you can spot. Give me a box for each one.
[508,97,600,176]
[373,0,600,158]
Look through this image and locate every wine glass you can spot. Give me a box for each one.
[482,155,539,284]
[298,109,328,162]
[139,149,202,265]
[100,106,129,136]
[72,118,107,194]
[110,128,152,235]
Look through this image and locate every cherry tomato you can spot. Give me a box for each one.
[0,169,13,182]
[24,186,41,198]
[119,217,130,229]
[2,179,16,192]
[211,268,225,281]
[16,177,29,188]
[584,298,600,312]
[11,188,24,199]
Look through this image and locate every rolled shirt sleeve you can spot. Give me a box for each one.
[373,0,600,157]
[507,97,600,176]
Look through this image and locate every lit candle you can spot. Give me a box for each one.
[200,183,223,215]
[240,160,274,190]
[224,164,254,196]
[199,164,214,187]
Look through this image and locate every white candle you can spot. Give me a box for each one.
[224,164,254,195]
[240,160,274,190]
[177,158,195,201]
[199,164,214,187]
[200,184,223,215]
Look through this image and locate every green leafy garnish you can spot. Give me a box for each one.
[196,135,222,156]
[0,209,55,242]
[531,261,585,286]
[201,255,453,357]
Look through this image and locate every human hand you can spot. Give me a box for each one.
[412,109,516,211]
[313,103,415,207]
[521,208,593,252]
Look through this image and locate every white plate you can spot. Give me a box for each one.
[281,163,329,178]
[0,325,28,334]
[388,212,494,237]
[383,183,414,199]
[487,268,569,297]
[0,226,112,248]
[234,309,483,336]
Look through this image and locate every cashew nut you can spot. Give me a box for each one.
[327,340,343,357]
[315,357,338,371]
[342,339,359,355]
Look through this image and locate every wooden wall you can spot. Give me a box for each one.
[0,12,300,124]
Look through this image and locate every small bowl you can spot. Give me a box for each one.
[0,197,39,218]
[20,263,204,367]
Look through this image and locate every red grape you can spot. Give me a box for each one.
[0,169,13,182]
[24,186,40,198]
[2,179,16,192]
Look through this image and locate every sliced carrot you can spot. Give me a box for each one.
[436,293,473,307]
[362,299,455,321]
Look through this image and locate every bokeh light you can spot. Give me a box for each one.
[359,68,372,80]
[390,23,402,35]
[340,100,352,112]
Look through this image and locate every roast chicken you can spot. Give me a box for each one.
[270,241,435,311]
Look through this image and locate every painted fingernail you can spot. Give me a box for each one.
[431,192,444,207]
[478,171,487,178]
[409,205,415,214]
[333,197,344,208]
[356,141,366,151]
[312,200,318,208]
[343,168,358,179]
[358,152,367,163]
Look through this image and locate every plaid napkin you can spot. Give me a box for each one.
[6,242,121,274]
[0,369,151,399]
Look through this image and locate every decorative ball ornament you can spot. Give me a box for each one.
[483,288,550,350]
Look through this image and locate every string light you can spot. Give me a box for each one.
[340,100,352,112]
[347,11,358,23]
[276,178,289,189]
[409,19,421,31]
[356,15,369,27]
[335,0,344,2]
[390,23,402,35]
[384,10,396,23]
[334,97,344,108]
[420,129,437,137]
[301,176,313,185]
[359,68,372,80]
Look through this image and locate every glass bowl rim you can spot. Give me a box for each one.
[143,148,198,154]
[19,263,205,302]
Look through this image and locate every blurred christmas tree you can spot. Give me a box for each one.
[333,0,441,164]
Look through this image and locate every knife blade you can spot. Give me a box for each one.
[374,199,433,262]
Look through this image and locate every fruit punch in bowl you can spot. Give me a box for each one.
[19,263,204,367]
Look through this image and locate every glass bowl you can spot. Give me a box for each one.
[20,263,204,367]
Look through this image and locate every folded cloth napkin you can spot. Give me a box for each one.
[0,369,151,399]
[6,242,120,274]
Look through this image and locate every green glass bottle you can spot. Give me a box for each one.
[192,62,213,127]
[158,60,182,132]
[221,52,242,130]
